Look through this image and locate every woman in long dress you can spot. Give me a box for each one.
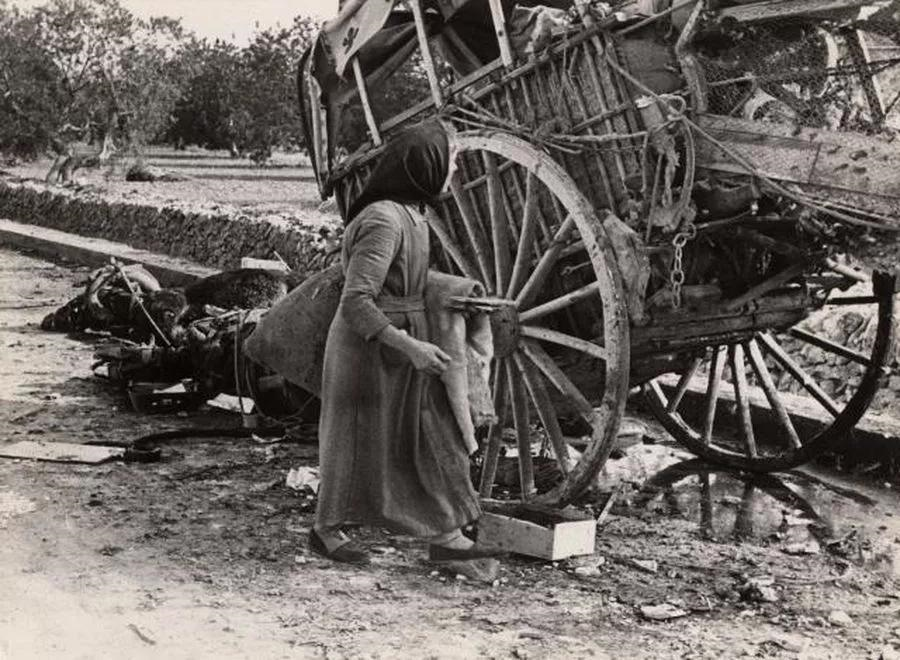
[311,120,494,564]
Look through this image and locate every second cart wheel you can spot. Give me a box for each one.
[429,131,630,506]
[643,269,897,472]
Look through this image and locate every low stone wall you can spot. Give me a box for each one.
[0,176,343,276]
[1,175,896,417]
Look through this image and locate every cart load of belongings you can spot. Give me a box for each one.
[301,0,900,232]
[299,0,704,201]
[41,259,498,450]
[41,261,306,416]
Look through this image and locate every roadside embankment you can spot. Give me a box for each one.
[0,175,342,276]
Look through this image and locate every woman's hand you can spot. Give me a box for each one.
[406,339,452,375]
[377,326,452,375]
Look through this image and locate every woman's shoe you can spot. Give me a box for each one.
[428,543,506,561]
[309,530,370,565]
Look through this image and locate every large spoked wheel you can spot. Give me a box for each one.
[430,131,630,506]
[643,270,897,472]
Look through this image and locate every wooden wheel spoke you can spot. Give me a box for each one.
[506,360,536,499]
[788,327,873,368]
[426,208,479,280]
[757,332,840,417]
[515,215,576,309]
[666,357,703,414]
[484,153,512,294]
[450,175,494,291]
[520,325,607,362]
[702,347,726,445]
[746,339,802,449]
[506,171,540,298]
[479,360,508,498]
[729,344,758,459]
[514,351,570,475]
[520,339,592,414]
[519,281,601,323]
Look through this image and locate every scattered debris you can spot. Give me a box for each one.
[739,577,779,603]
[9,405,44,423]
[782,540,821,556]
[207,393,254,414]
[765,634,807,653]
[828,610,854,627]
[630,558,659,574]
[573,565,602,578]
[595,486,621,526]
[285,467,320,493]
[434,558,500,583]
[127,623,157,646]
[0,440,125,464]
[639,603,689,621]
[251,433,284,445]
[370,546,397,555]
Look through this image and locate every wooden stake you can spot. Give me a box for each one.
[352,58,381,146]
[488,0,514,67]
[408,0,444,108]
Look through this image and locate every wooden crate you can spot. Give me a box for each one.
[477,504,596,560]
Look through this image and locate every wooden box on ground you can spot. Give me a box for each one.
[477,503,597,561]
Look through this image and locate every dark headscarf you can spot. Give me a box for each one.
[345,120,450,223]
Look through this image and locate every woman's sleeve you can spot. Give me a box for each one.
[339,210,402,341]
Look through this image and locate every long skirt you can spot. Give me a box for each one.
[314,311,482,537]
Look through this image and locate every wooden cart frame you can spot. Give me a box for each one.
[299,0,900,505]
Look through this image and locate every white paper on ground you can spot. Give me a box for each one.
[207,393,255,413]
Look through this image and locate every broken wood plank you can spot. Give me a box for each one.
[718,0,873,23]
[0,441,125,464]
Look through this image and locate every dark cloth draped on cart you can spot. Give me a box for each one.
[314,200,481,536]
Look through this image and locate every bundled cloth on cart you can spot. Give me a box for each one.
[243,265,495,452]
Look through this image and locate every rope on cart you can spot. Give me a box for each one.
[604,52,900,233]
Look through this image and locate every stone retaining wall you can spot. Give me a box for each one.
[1,175,896,417]
[0,176,343,276]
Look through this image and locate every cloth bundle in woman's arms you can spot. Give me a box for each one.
[243,265,496,450]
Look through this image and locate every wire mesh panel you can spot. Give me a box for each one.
[696,6,900,134]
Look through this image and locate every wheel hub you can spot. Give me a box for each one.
[489,304,520,358]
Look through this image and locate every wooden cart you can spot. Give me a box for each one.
[298,0,900,505]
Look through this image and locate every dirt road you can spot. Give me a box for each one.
[2,247,900,659]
